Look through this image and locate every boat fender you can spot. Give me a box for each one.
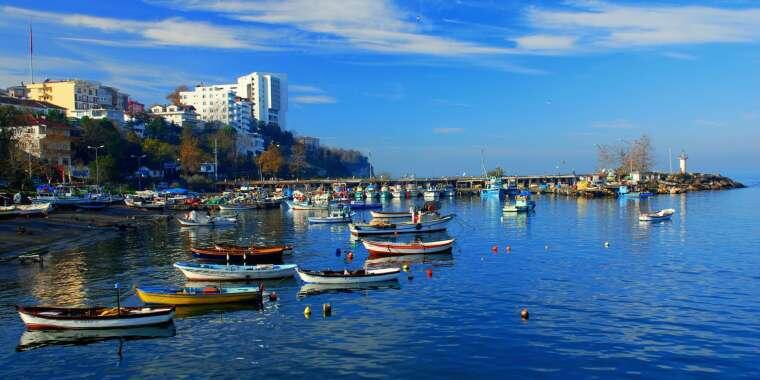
[402,264,410,272]
[322,303,332,317]
[506,245,511,252]
[604,241,610,248]
[346,251,354,260]
[415,223,422,230]
[521,308,530,320]
[304,305,312,318]
[268,292,278,302]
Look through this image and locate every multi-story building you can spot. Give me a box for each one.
[13,114,72,168]
[5,85,28,98]
[0,95,67,114]
[149,104,200,128]
[179,86,251,131]
[126,99,145,115]
[25,79,130,125]
[297,136,320,154]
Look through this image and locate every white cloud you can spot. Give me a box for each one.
[289,84,324,93]
[662,52,697,60]
[1,5,272,49]
[433,127,464,134]
[526,2,760,48]
[513,34,576,51]
[292,95,336,104]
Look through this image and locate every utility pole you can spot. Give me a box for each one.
[214,138,218,181]
[88,145,105,188]
[131,154,146,190]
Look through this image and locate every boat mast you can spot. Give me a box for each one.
[480,149,486,177]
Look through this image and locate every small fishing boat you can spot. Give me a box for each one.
[173,262,298,281]
[16,306,175,330]
[442,184,456,197]
[369,210,412,219]
[348,201,383,210]
[349,213,455,236]
[213,243,293,253]
[364,183,378,199]
[362,238,455,255]
[638,208,675,222]
[285,200,329,211]
[308,206,354,223]
[0,203,52,217]
[136,285,263,305]
[190,246,285,263]
[480,177,504,198]
[296,267,401,284]
[390,185,404,198]
[502,192,536,213]
[218,203,257,211]
[380,185,392,199]
[423,184,440,199]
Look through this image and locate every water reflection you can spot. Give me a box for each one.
[17,322,176,352]
[297,280,401,298]
[174,303,263,319]
[364,253,454,269]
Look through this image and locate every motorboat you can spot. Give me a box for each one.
[173,262,298,281]
[362,238,455,256]
[639,208,675,222]
[16,306,175,330]
[349,212,455,236]
[296,267,401,284]
[502,192,536,213]
[190,246,285,263]
[308,206,354,223]
[480,177,505,198]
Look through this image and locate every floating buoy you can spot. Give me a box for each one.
[521,308,529,320]
[304,305,312,318]
[604,241,610,248]
[346,251,354,260]
[491,245,498,252]
[268,291,278,302]
[544,245,549,251]
[322,303,332,317]
[506,245,511,252]
[426,268,433,278]
[335,248,341,256]
[402,264,410,271]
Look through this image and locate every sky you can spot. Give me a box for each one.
[0,0,758,177]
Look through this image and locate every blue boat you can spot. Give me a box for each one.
[480,177,505,198]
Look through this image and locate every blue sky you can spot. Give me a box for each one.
[1,1,758,177]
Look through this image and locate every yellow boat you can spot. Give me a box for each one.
[135,285,262,305]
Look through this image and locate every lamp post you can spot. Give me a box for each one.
[131,154,147,190]
[87,145,105,188]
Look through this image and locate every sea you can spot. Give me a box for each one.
[1,178,758,379]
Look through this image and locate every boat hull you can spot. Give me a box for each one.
[136,288,262,305]
[17,307,174,330]
[297,268,400,284]
[174,262,297,281]
[362,239,455,255]
[349,215,454,236]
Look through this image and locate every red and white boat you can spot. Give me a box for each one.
[362,238,455,256]
[17,306,175,330]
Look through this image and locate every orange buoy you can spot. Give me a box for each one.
[426,268,433,278]
[347,251,354,260]
[491,245,498,252]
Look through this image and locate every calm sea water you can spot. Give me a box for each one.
[1,184,759,379]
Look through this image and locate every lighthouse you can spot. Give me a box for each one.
[678,150,688,174]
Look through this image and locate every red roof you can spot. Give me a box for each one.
[16,114,70,130]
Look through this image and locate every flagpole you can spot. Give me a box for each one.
[29,23,34,84]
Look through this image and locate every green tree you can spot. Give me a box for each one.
[141,138,177,166]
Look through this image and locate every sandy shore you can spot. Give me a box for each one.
[0,206,172,260]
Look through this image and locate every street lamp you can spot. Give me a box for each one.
[87,145,105,188]
[131,154,147,190]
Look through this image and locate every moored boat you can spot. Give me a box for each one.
[480,177,505,198]
[191,246,285,263]
[296,267,401,284]
[308,206,354,223]
[639,208,675,222]
[502,192,536,213]
[16,306,175,330]
[173,262,297,281]
[136,285,263,305]
[362,238,455,256]
[369,209,412,219]
[176,211,237,227]
[349,213,455,236]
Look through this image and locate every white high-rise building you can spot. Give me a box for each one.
[234,72,287,128]
[179,86,252,132]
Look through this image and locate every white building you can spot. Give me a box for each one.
[149,104,200,128]
[179,72,287,129]
[179,86,252,132]
[70,107,125,127]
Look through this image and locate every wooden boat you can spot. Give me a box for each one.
[308,207,353,223]
[502,194,536,213]
[16,306,175,330]
[191,246,284,263]
[218,203,257,211]
[639,208,675,222]
[297,267,401,284]
[135,285,263,305]
[213,243,293,253]
[173,262,297,281]
[176,213,237,227]
[362,238,455,255]
[369,210,412,219]
[16,323,175,351]
[349,214,455,236]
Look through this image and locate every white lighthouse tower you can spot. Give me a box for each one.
[678,150,688,174]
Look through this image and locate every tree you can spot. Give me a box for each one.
[179,127,206,174]
[141,138,177,166]
[289,142,307,178]
[596,134,655,174]
[166,85,189,106]
[257,143,284,178]
[487,166,505,177]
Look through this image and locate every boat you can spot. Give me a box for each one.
[308,206,354,223]
[390,185,404,198]
[442,184,456,197]
[423,184,440,199]
[380,185,392,199]
[285,199,329,211]
[77,194,111,210]
[354,185,365,200]
[369,209,413,219]
[135,285,263,305]
[404,183,416,198]
[639,208,675,222]
[16,323,175,351]
[213,243,293,253]
[296,267,401,284]
[16,306,175,330]
[480,177,505,198]
[173,262,298,281]
[191,246,285,263]
[0,203,52,217]
[502,192,536,212]
[362,238,455,256]
[348,201,383,210]
[176,211,237,227]
[348,213,455,236]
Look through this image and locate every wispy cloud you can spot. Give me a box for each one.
[433,127,465,134]
[662,52,698,60]
[292,95,336,105]
[289,84,324,93]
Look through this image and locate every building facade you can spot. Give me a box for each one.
[149,104,200,128]
[25,80,130,125]
[179,86,252,131]
[126,99,145,115]
[13,115,72,167]
[0,95,67,114]
[298,136,320,154]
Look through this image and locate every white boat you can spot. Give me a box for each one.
[285,200,329,211]
[362,238,455,255]
[502,193,536,213]
[370,209,412,219]
[297,267,401,284]
[349,213,455,236]
[218,203,257,211]
[176,211,237,226]
[308,207,353,224]
[17,306,175,330]
[639,208,675,222]
[173,262,297,281]
[0,203,52,217]
[390,185,404,198]
[423,184,439,199]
